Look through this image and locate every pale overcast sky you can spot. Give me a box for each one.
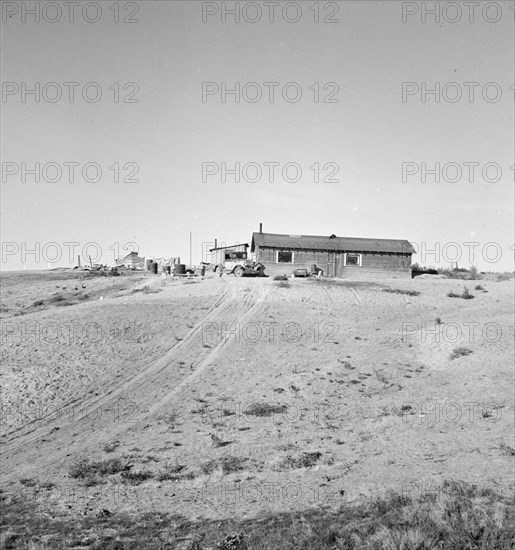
[1,1,513,270]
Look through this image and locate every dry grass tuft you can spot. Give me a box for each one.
[449,347,473,361]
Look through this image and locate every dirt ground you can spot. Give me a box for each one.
[1,269,513,523]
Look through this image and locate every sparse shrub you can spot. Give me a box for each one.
[382,288,420,296]
[220,456,247,474]
[435,317,442,325]
[48,294,65,303]
[440,267,479,280]
[68,457,131,485]
[499,442,515,456]
[461,286,474,300]
[157,462,186,481]
[103,441,120,453]
[120,469,154,485]
[469,265,478,280]
[200,460,218,475]
[131,285,161,295]
[19,478,36,487]
[280,452,321,469]
[374,370,390,387]
[447,287,474,299]
[32,300,44,307]
[162,413,180,425]
[200,456,247,476]
[216,532,245,549]
[474,284,487,292]
[273,275,288,281]
[210,433,231,448]
[449,347,473,360]
[244,402,287,417]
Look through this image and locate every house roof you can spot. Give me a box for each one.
[115,251,142,263]
[251,232,415,254]
[209,243,249,252]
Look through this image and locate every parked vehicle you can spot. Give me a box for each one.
[210,244,266,277]
[215,254,266,277]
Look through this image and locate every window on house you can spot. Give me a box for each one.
[345,253,362,266]
[277,250,293,263]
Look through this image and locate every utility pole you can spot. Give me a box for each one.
[189,232,192,268]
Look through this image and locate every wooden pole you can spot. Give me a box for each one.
[189,232,192,268]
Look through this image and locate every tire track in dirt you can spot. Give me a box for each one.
[1,280,269,481]
[146,281,268,418]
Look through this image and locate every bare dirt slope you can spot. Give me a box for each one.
[1,271,513,521]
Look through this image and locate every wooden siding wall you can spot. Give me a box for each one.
[256,247,412,279]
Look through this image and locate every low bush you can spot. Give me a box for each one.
[449,347,473,360]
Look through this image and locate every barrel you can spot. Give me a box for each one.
[173,264,186,275]
[165,266,171,275]
[151,262,158,274]
[146,259,153,270]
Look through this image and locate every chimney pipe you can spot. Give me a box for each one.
[259,223,262,234]
[214,238,217,249]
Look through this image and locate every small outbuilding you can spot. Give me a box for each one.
[209,243,249,266]
[115,251,145,270]
[251,231,415,279]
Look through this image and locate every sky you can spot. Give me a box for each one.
[1,0,513,271]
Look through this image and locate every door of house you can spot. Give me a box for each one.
[328,251,338,277]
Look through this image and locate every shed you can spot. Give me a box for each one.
[251,231,415,279]
[209,243,249,266]
[115,251,145,270]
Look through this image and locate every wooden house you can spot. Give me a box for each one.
[251,231,415,279]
